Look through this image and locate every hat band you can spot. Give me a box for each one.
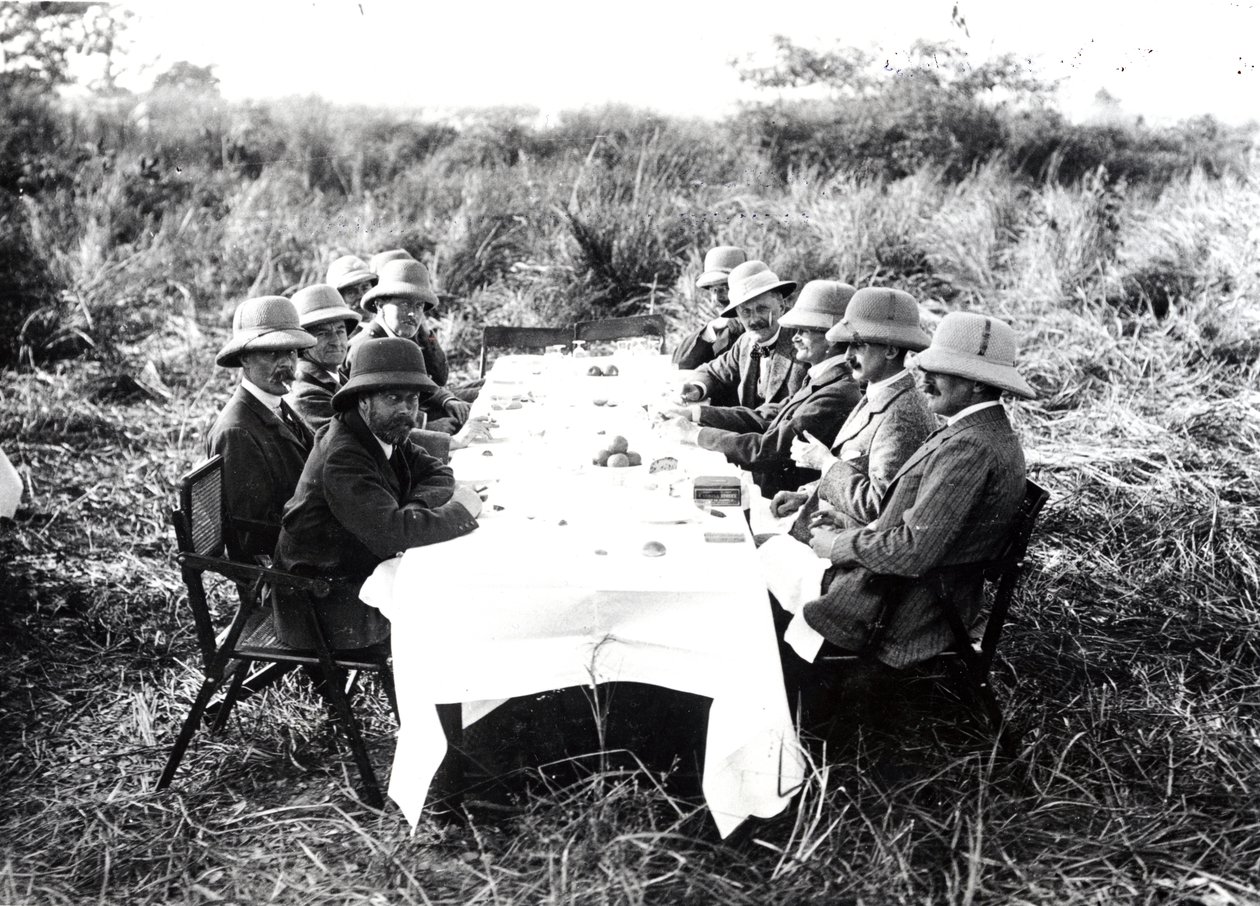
[977,318,992,356]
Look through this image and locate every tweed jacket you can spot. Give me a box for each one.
[287,359,452,461]
[801,405,1026,668]
[274,408,477,582]
[672,320,747,400]
[789,371,938,540]
[693,329,807,415]
[206,386,313,562]
[344,319,458,430]
[696,362,861,498]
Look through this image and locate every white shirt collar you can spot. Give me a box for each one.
[867,369,908,393]
[947,399,1003,425]
[376,436,394,460]
[755,327,781,349]
[241,378,285,413]
[377,316,399,339]
[807,354,848,381]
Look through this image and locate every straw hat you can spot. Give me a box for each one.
[361,258,439,314]
[777,281,856,331]
[291,284,362,332]
[215,296,315,368]
[331,338,438,412]
[696,246,747,289]
[911,311,1036,399]
[325,255,377,292]
[826,287,931,352]
[369,248,415,273]
[720,260,798,316]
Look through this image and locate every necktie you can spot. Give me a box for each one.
[748,344,765,404]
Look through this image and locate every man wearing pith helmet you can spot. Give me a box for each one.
[273,337,482,650]
[776,287,938,537]
[672,245,749,378]
[325,255,377,313]
[286,284,362,435]
[780,311,1034,676]
[207,296,316,563]
[674,259,808,418]
[667,281,861,497]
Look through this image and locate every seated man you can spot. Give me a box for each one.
[344,261,470,435]
[763,311,1035,676]
[664,281,860,498]
[288,284,488,460]
[273,337,482,650]
[207,296,316,562]
[672,246,748,387]
[325,255,377,313]
[671,260,808,430]
[773,287,937,539]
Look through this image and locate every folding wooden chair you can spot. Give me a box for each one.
[157,455,398,806]
[573,314,667,345]
[479,325,573,377]
[817,479,1050,749]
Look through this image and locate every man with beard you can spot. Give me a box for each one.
[273,337,482,649]
[772,311,1034,677]
[671,246,749,386]
[207,296,316,563]
[663,281,861,497]
[669,260,809,429]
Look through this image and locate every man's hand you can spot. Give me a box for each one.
[661,416,700,445]
[450,485,483,519]
[444,398,472,424]
[790,433,831,471]
[808,526,839,561]
[808,508,847,531]
[450,416,495,450]
[770,490,808,518]
[655,403,696,423]
[678,383,705,404]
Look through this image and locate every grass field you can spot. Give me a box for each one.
[2,121,1259,903]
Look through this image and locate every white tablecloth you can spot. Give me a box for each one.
[359,354,805,837]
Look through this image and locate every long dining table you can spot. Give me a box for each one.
[358,351,806,837]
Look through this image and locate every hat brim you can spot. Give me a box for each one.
[331,370,439,411]
[779,310,838,331]
[696,269,731,289]
[216,328,316,368]
[826,319,931,351]
[911,347,1036,400]
[721,280,798,317]
[300,307,362,331]
[332,270,378,292]
[361,281,438,314]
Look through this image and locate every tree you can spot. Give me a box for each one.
[0,2,127,92]
[152,60,220,95]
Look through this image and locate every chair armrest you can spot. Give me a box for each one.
[177,552,331,598]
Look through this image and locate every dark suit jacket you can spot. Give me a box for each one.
[343,319,459,431]
[801,405,1026,667]
[206,386,313,562]
[672,320,747,403]
[693,329,806,414]
[288,359,453,461]
[274,408,477,581]
[696,362,861,498]
[789,371,937,540]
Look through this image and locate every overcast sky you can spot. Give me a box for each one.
[106,0,1257,125]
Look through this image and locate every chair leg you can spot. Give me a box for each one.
[428,702,466,814]
[380,663,400,723]
[209,666,248,735]
[210,662,293,734]
[317,668,384,808]
[157,677,219,790]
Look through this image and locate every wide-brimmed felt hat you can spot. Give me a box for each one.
[369,248,415,273]
[325,255,377,292]
[826,287,931,352]
[361,259,439,314]
[292,284,362,332]
[720,260,798,316]
[911,311,1036,400]
[778,281,856,332]
[215,296,315,368]
[696,246,747,289]
[332,337,438,411]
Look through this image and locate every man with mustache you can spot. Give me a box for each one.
[273,337,482,649]
[769,311,1034,686]
[325,254,377,313]
[207,296,317,563]
[664,281,861,497]
[669,260,809,430]
[671,247,749,392]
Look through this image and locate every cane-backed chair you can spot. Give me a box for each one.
[573,314,667,347]
[479,325,573,377]
[157,455,397,806]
